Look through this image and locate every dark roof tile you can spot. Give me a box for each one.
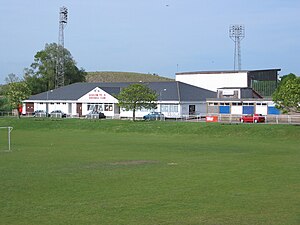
[28,82,216,102]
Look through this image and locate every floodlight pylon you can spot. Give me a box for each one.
[229,24,245,71]
[56,6,68,89]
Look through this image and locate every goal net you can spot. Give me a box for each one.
[0,127,13,151]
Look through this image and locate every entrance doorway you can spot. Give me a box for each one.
[189,105,195,115]
[76,103,82,117]
[26,103,34,115]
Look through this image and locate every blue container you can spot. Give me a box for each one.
[268,107,280,115]
[219,106,230,114]
[243,106,254,114]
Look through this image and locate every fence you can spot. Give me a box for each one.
[176,114,300,125]
[0,111,15,117]
[2,111,300,124]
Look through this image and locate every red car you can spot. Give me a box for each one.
[240,114,265,123]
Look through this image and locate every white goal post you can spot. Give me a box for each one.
[0,127,13,151]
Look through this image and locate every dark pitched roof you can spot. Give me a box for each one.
[28,83,121,101]
[28,81,216,102]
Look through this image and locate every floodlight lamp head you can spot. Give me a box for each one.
[60,6,68,23]
[229,24,245,39]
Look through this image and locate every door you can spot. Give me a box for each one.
[26,103,34,115]
[76,103,82,117]
[189,105,195,115]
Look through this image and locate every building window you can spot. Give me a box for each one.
[161,104,179,113]
[170,105,178,112]
[161,105,169,112]
[104,104,113,111]
[98,105,104,111]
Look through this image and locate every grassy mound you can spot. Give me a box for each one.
[86,71,174,83]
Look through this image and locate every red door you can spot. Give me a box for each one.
[76,103,82,117]
[26,103,34,115]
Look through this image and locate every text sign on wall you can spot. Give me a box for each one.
[88,93,106,100]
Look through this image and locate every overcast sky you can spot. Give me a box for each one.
[0,0,299,83]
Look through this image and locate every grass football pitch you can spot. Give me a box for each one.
[0,118,299,225]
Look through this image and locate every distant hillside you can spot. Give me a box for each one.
[86,71,174,83]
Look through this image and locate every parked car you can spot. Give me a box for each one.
[33,110,49,117]
[143,112,165,120]
[240,114,265,123]
[50,110,67,118]
[86,111,106,119]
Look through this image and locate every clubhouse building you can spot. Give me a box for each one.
[23,69,282,118]
[23,81,216,118]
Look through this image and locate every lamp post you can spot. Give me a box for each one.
[159,88,167,112]
[159,89,167,101]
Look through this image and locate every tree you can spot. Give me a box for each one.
[5,79,31,118]
[117,84,157,121]
[278,73,297,85]
[5,73,20,84]
[24,43,86,94]
[0,74,20,112]
[273,74,300,114]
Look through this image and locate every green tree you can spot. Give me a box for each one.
[273,74,300,114]
[0,74,20,112]
[5,79,31,118]
[0,97,11,112]
[24,43,86,94]
[278,73,297,85]
[117,84,157,121]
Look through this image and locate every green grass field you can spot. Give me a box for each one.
[0,118,299,225]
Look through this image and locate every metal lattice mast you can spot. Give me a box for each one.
[56,6,68,89]
[229,25,245,71]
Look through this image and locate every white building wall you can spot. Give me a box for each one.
[103,109,116,118]
[78,87,118,104]
[82,103,88,115]
[60,103,68,113]
[256,105,268,115]
[34,102,44,111]
[120,109,151,118]
[197,103,207,114]
[176,72,248,91]
[231,106,243,115]
[78,87,119,117]
[181,104,189,115]
[59,102,77,116]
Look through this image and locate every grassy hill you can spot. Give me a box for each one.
[86,71,174,83]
